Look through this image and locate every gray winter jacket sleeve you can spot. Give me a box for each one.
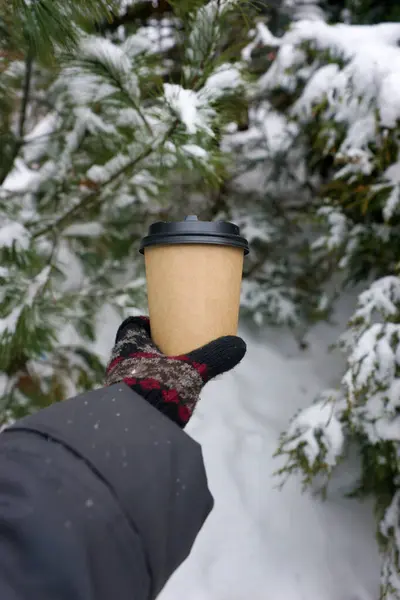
[0,383,213,600]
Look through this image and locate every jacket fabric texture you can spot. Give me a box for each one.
[0,383,213,599]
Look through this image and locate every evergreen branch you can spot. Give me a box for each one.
[68,50,152,134]
[0,52,33,186]
[32,121,178,238]
[186,12,221,91]
[8,0,117,62]
[22,128,64,146]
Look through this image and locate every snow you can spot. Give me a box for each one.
[335,148,374,180]
[182,144,208,159]
[256,20,400,205]
[257,22,281,47]
[122,32,154,57]
[55,242,85,293]
[234,213,274,244]
[242,23,281,62]
[353,276,400,323]
[225,107,299,185]
[80,36,138,98]
[284,21,400,129]
[26,266,51,305]
[383,184,400,222]
[0,307,24,336]
[136,21,176,53]
[186,0,227,64]
[283,399,344,468]
[312,207,348,252]
[64,37,139,107]
[259,43,306,94]
[74,108,116,136]
[0,220,30,250]
[242,282,300,326]
[118,0,154,15]
[116,108,144,128]
[87,153,131,184]
[380,491,400,594]
[335,277,400,447]
[23,113,58,163]
[283,0,326,22]
[293,63,340,119]
[343,320,400,444]
[383,161,400,220]
[64,222,104,237]
[0,266,51,335]
[1,158,42,193]
[203,64,243,101]
[163,84,215,136]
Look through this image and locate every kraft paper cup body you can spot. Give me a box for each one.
[144,243,244,356]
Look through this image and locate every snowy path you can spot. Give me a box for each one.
[156,308,380,600]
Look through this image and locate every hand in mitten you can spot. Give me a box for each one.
[105,316,246,428]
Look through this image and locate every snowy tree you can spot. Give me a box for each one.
[0,0,252,420]
[277,275,400,598]
[257,16,400,598]
[228,19,333,331]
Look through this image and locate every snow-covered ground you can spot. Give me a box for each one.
[151,293,380,600]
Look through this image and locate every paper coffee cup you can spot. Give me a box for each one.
[139,216,249,356]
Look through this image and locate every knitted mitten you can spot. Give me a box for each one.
[105,316,246,428]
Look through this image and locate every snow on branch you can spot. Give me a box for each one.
[264,20,400,128]
[340,277,400,445]
[353,277,400,324]
[64,35,140,106]
[163,84,215,135]
[258,19,400,224]
[0,266,51,336]
[0,220,30,251]
[276,392,344,490]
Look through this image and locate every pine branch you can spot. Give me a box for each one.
[32,121,178,238]
[7,0,117,62]
[78,56,152,135]
[0,52,33,186]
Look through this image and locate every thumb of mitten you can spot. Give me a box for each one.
[184,335,247,383]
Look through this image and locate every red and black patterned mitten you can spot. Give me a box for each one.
[105,316,246,428]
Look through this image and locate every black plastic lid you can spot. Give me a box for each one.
[139,215,249,255]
